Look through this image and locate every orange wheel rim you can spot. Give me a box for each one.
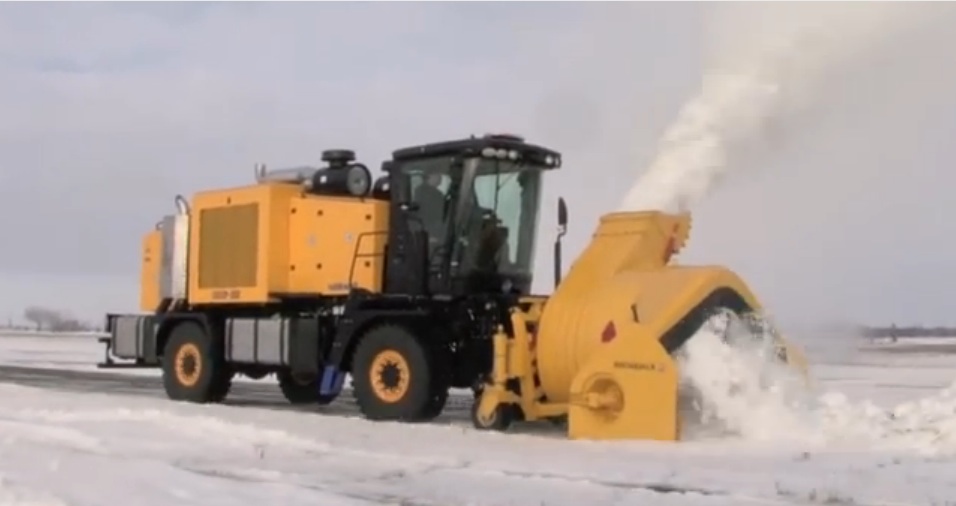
[368,349,410,403]
[175,343,202,387]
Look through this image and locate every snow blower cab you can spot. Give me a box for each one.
[384,133,561,299]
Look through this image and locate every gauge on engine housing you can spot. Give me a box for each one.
[310,163,372,197]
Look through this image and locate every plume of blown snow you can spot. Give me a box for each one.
[677,311,956,455]
[620,3,936,213]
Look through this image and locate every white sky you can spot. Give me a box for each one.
[1,2,955,330]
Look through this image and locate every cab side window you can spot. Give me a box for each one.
[399,159,455,269]
[413,172,449,246]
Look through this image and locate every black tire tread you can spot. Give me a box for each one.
[161,320,231,404]
[350,322,441,421]
[278,371,336,405]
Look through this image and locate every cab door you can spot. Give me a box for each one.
[382,158,459,296]
[382,163,429,295]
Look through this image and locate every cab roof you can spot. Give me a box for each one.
[391,133,561,166]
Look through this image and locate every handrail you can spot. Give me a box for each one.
[348,230,388,288]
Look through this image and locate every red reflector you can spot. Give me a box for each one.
[601,321,617,343]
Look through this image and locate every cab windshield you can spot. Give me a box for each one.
[453,157,543,278]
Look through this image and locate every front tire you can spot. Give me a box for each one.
[419,388,449,421]
[162,320,232,403]
[351,323,436,421]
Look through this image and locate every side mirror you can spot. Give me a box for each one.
[387,164,417,210]
[557,197,568,236]
[554,197,568,289]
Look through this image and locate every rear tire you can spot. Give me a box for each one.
[278,371,336,405]
[162,320,232,403]
[351,323,436,421]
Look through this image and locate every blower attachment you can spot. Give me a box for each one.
[473,210,808,441]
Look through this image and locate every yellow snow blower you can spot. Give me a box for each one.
[99,133,807,442]
[472,209,809,441]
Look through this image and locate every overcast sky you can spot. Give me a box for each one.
[1,2,955,331]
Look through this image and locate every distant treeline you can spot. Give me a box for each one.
[860,326,956,338]
[0,305,99,333]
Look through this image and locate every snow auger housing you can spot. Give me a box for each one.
[472,210,809,441]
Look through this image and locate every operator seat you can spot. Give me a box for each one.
[414,172,448,264]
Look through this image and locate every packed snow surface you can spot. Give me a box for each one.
[2,332,956,505]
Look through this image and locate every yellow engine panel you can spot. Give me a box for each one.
[286,195,389,296]
[139,229,162,312]
[187,182,389,305]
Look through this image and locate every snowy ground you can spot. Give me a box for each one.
[2,333,956,505]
